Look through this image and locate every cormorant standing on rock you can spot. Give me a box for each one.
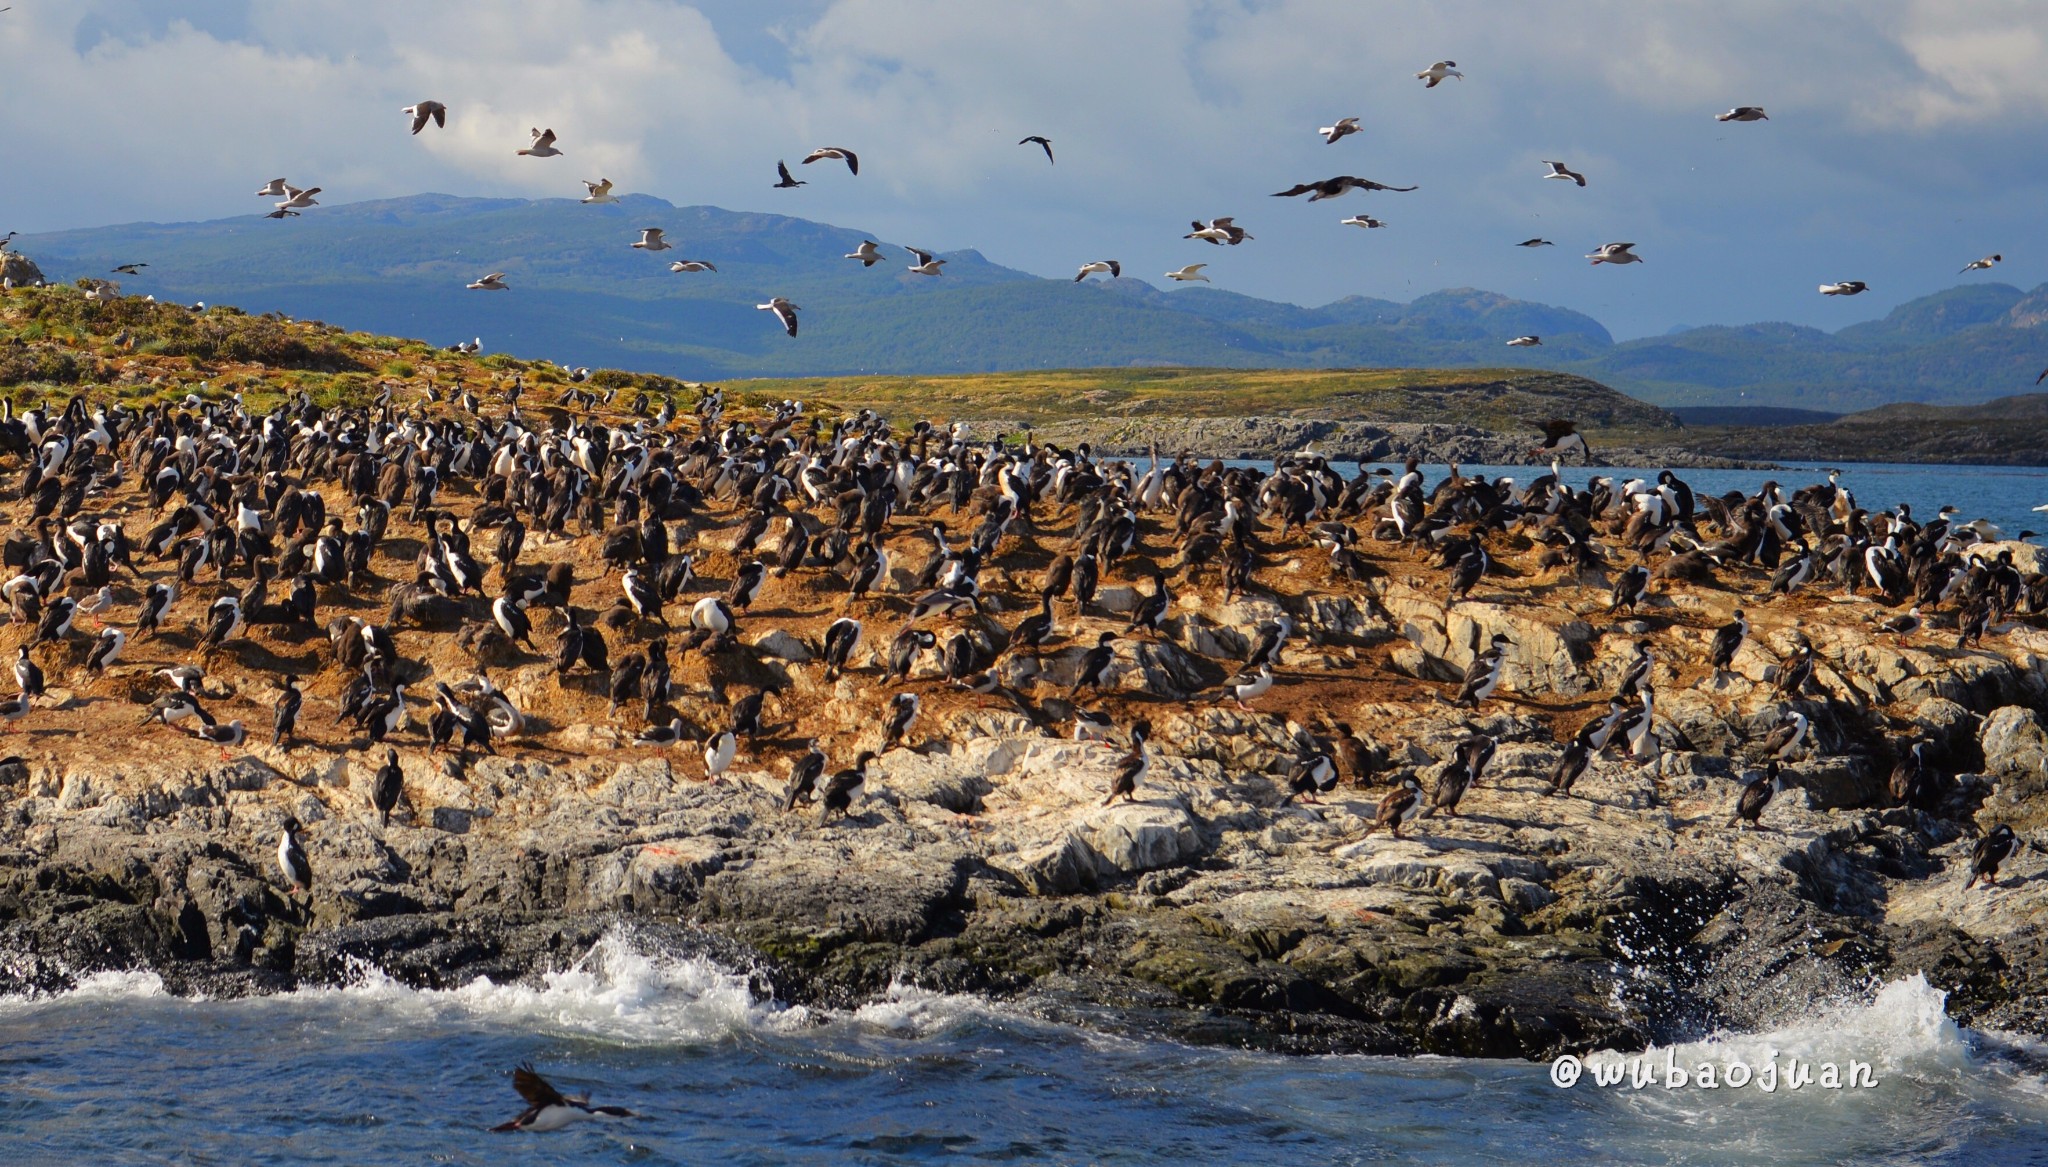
[1731,762,1782,829]
[277,818,311,894]
[272,676,301,748]
[1069,632,1116,698]
[1369,778,1422,838]
[1709,610,1747,675]
[784,742,827,811]
[1104,720,1152,805]
[820,752,874,822]
[882,691,920,750]
[371,748,402,827]
[1283,749,1338,805]
[1453,633,1509,709]
[1963,824,2017,890]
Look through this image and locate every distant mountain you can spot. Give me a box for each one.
[14,194,2045,410]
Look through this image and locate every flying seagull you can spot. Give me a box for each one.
[1165,264,1209,282]
[773,160,806,188]
[1075,260,1121,282]
[844,240,882,267]
[468,272,509,291]
[255,178,289,197]
[631,228,671,251]
[905,246,946,275]
[758,297,799,336]
[1416,60,1463,87]
[1185,217,1251,245]
[1340,215,1386,229]
[1820,281,1868,296]
[276,184,320,210]
[1716,107,1769,122]
[518,128,562,157]
[1543,160,1587,187]
[110,263,149,275]
[402,100,447,135]
[802,146,859,175]
[580,178,618,204]
[1960,254,2002,274]
[1506,335,1542,346]
[1019,135,1054,164]
[1518,238,1554,247]
[1319,116,1362,144]
[1587,242,1642,265]
[1272,176,1417,201]
[668,259,716,273]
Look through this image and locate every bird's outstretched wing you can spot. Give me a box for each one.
[512,1064,566,1108]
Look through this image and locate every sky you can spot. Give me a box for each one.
[0,0,2044,339]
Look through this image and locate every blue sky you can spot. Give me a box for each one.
[1,0,2043,338]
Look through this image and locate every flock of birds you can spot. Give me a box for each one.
[1,40,2042,1134]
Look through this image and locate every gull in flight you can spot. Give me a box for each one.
[1166,264,1209,282]
[1587,242,1642,266]
[844,240,882,267]
[1075,260,1121,282]
[1185,217,1251,245]
[1272,176,1418,201]
[905,247,946,276]
[1543,160,1587,187]
[402,101,446,135]
[275,185,320,211]
[773,161,806,189]
[1960,254,2002,274]
[581,179,618,204]
[468,272,509,291]
[802,146,859,175]
[111,263,149,275]
[1518,238,1554,247]
[758,297,800,336]
[255,178,289,198]
[668,260,717,273]
[1819,281,1868,296]
[632,228,671,251]
[518,128,563,157]
[1416,61,1463,87]
[1341,215,1386,229]
[1019,135,1054,164]
[1319,117,1362,144]
[1716,107,1769,122]
[1506,335,1542,347]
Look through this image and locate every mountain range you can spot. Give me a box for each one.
[13,193,2046,412]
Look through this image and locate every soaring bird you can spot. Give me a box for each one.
[757,297,800,336]
[1543,161,1587,187]
[1019,135,1054,163]
[1074,260,1121,282]
[1185,217,1251,245]
[468,272,509,291]
[905,247,946,276]
[580,178,618,203]
[631,228,671,251]
[1272,176,1418,201]
[490,1064,635,1133]
[1165,264,1209,282]
[255,178,290,197]
[518,127,563,157]
[667,259,716,273]
[402,100,447,134]
[1587,242,1642,265]
[844,240,882,267]
[1506,335,1542,347]
[275,184,321,210]
[1960,254,2002,274]
[1820,281,1868,296]
[1534,418,1589,460]
[1319,116,1362,144]
[110,263,149,275]
[802,146,859,175]
[1518,238,1554,247]
[1416,60,1463,87]
[1716,106,1769,121]
[1340,215,1386,229]
[773,160,806,188]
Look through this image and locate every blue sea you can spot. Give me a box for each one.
[6,459,2048,1165]
[4,928,2047,1166]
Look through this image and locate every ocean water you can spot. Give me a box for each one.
[3,927,2045,1166]
[1224,459,2048,543]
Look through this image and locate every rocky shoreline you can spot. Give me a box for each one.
[4,556,2045,1059]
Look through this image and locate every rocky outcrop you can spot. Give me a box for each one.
[0,252,43,287]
